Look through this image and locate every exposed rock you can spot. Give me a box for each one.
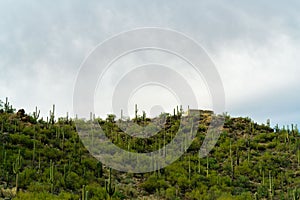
[0,186,16,199]
[16,109,25,118]
[15,109,31,122]
[21,116,30,122]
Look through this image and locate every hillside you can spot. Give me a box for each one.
[0,99,299,199]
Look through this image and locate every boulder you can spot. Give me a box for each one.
[16,109,25,118]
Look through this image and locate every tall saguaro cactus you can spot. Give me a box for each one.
[4,97,11,113]
[97,161,103,178]
[49,159,55,194]
[82,185,89,200]
[13,149,22,192]
[297,150,300,167]
[198,151,201,174]
[32,138,36,165]
[63,164,67,182]
[33,106,40,122]
[269,171,274,200]
[135,104,138,122]
[206,156,209,178]
[2,144,7,169]
[38,153,41,172]
[230,140,234,179]
[188,155,191,181]
[105,168,115,199]
[1,120,3,133]
[50,104,55,125]
[236,146,240,166]
[142,111,146,122]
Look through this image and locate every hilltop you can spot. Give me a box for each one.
[0,99,299,199]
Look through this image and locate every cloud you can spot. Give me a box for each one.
[0,0,299,125]
[214,33,300,104]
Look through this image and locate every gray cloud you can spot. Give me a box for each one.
[0,0,299,126]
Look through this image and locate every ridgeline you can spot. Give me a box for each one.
[0,99,299,199]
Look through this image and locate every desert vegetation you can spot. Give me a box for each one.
[0,98,299,199]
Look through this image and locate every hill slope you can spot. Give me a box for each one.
[0,102,299,199]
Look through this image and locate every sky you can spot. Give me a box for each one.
[0,0,300,127]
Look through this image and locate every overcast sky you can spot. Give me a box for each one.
[0,1,299,127]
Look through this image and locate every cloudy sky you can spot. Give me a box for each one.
[0,1,299,126]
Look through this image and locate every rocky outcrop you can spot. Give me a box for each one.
[0,186,17,199]
[16,109,25,118]
[16,109,30,122]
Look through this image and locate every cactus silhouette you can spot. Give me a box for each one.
[12,149,22,192]
[105,168,115,199]
[33,106,40,122]
[135,104,138,122]
[97,161,103,178]
[49,104,55,125]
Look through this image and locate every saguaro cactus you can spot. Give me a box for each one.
[188,156,191,181]
[236,146,240,166]
[266,119,270,127]
[198,151,201,174]
[262,170,265,185]
[206,156,209,178]
[297,150,300,167]
[89,112,93,121]
[269,171,274,200]
[97,161,103,178]
[4,97,10,112]
[105,168,115,199]
[49,104,55,125]
[142,111,146,122]
[38,153,41,171]
[292,188,298,200]
[32,138,36,165]
[230,140,234,179]
[49,160,54,194]
[1,120,3,133]
[33,106,40,122]
[2,144,7,169]
[63,164,67,182]
[135,104,138,122]
[82,185,89,200]
[5,171,9,183]
[13,149,22,192]
[61,128,65,152]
